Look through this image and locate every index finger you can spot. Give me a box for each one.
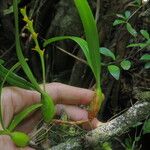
[46,83,94,105]
[1,83,94,127]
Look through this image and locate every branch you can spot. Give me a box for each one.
[50,90,150,150]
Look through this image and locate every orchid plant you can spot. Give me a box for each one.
[0,0,104,147]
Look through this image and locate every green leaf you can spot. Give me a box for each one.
[120,60,131,70]
[143,119,150,134]
[3,6,13,15]
[140,54,150,61]
[44,36,92,69]
[41,92,55,123]
[74,0,101,89]
[140,30,150,40]
[8,103,42,131]
[0,59,5,65]
[3,0,22,15]
[113,19,125,26]
[144,62,150,69]
[13,0,42,93]
[45,0,101,91]
[108,65,120,80]
[146,39,150,45]
[99,47,116,60]
[126,23,137,37]
[0,62,22,129]
[127,43,147,48]
[116,14,126,20]
[0,64,35,90]
[44,0,103,113]
[125,11,131,19]
[135,0,142,6]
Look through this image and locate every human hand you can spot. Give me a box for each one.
[0,83,100,150]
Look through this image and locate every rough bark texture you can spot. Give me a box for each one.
[50,90,150,150]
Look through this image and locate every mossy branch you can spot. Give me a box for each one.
[48,90,150,150]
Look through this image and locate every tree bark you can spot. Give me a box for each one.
[50,90,150,150]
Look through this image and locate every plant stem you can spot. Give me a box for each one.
[0,62,22,129]
[96,86,103,109]
[33,40,46,91]
[21,8,46,91]
[32,34,46,91]
[13,1,42,93]
[40,54,46,91]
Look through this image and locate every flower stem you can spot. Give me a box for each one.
[20,7,46,91]
[40,54,46,91]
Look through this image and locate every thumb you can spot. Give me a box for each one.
[0,135,35,150]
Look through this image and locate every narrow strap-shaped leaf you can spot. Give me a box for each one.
[127,43,147,48]
[44,36,93,71]
[13,0,42,93]
[74,0,101,89]
[74,0,103,119]
[0,62,21,129]
[8,103,42,131]
[0,64,35,90]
